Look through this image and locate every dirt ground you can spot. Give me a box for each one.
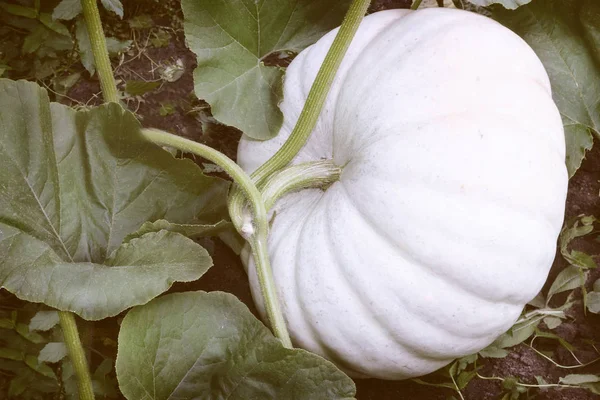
[2,0,600,398]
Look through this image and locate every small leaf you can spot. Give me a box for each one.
[568,250,597,270]
[465,0,531,10]
[75,17,94,74]
[564,122,594,178]
[182,0,353,139]
[150,29,171,48]
[128,15,154,29]
[594,278,600,292]
[543,316,563,329]
[547,266,587,299]
[493,317,540,348]
[559,374,600,385]
[479,346,509,358]
[100,0,123,18]
[8,374,28,396]
[106,37,132,55]
[52,0,82,20]
[39,13,70,36]
[586,291,600,313]
[502,376,519,390]
[39,342,67,363]
[0,2,37,18]
[23,25,47,54]
[29,311,60,331]
[456,370,477,390]
[0,318,15,329]
[535,376,548,385]
[0,347,24,361]
[24,355,56,379]
[527,292,546,308]
[116,291,356,399]
[124,80,161,96]
[457,354,477,372]
[15,324,45,344]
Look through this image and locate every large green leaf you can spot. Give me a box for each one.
[116,291,357,400]
[0,79,229,320]
[182,0,351,140]
[494,0,600,177]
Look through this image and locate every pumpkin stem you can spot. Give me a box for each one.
[261,160,342,211]
[227,0,372,231]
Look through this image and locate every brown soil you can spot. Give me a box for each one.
[3,0,600,398]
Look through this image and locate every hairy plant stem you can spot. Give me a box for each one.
[59,312,94,400]
[410,0,424,10]
[227,0,372,230]
[140,128,292,348]
[81,0,119,103]
[53,1,122,398]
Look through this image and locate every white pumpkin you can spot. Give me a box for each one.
[237,8,567,380]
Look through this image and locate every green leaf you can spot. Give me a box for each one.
[586,291,600,313]
[547,266,587,299]
[594,278,600,292]
[564,121,593,177]
[106,37,132,55]
[479,346,509,358]
[493,316,540,348]
[559,216,596,261]
[116,291,356,400]
[568,250,597,269]
[456,370,477,390]
[124,80,161,96]
[29,311,60,332]
[39,342,67,363]
[0,317,15,329]
[466,0,531,10]
[0,347,24,361]
[100,0,123,18]
[52,0,82,20]
[23,25,47,54]
[8,374,28,397]
[128,14,154,30]
[182,0,352,139]
[543,315,563,329]
[39,13,70,36]
[0,79,228,320]
[494,0,600,177]
[15,323,45,344]
[24,354,56,379]
[75,17,94,74]
[0,2,37,18]
[559,374,600,385]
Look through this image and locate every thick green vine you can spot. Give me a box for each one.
[51,0,124,398]
[80,0,119,103]
[58,312,95,400]
[140,128,292,348]
[227,0,373,230]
